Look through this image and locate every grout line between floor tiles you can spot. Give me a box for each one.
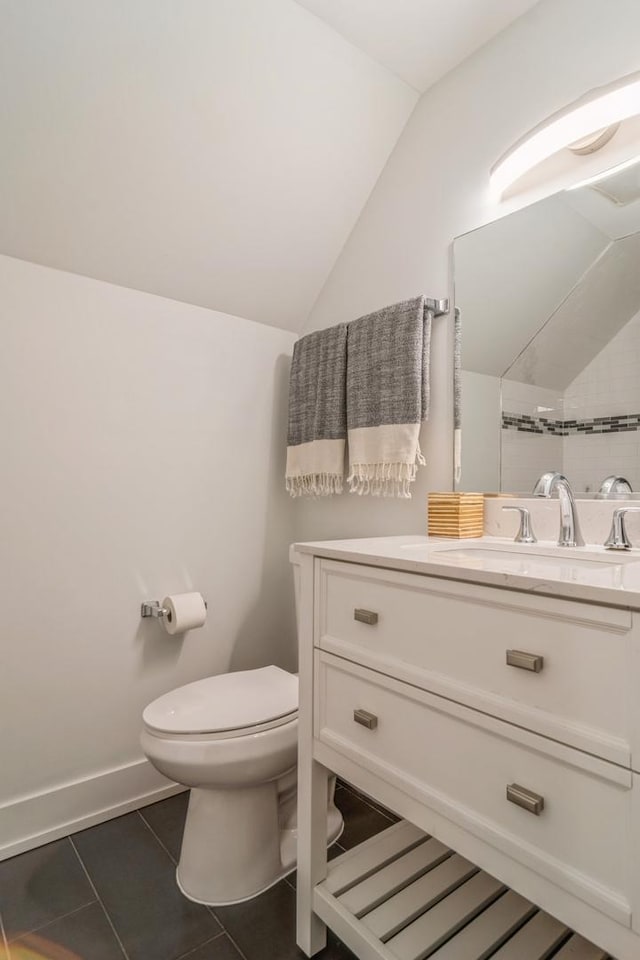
[215,927,251,960]
[68,836,131,960]
[3,900,99,944]
[135,813,241,949]
[205,906,243,953]
[174,930,227,960]
[136,809,179,866]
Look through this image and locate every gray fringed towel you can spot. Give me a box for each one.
[286,324,348,496]
[346,295,432,498]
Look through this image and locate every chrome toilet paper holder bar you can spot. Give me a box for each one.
[141,600,168,619]
[141,598,208,619]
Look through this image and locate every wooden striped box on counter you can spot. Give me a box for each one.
[427,492,484,538]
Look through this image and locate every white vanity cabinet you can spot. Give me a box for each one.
[294,542,640,960]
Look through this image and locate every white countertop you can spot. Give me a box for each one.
[292,535,640,610]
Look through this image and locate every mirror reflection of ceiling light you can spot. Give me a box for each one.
[566,153,640,192]
[490,71,640,198]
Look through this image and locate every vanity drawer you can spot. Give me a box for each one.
[315,651,633,926]
[317,559,633,765]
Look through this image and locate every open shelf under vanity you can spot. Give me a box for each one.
[317,820,610,960]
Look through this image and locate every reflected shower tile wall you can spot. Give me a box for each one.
[501,380,564,420]
[564,308,640,420]
[501,310,640,493]
[563,308,640,489]
[501,382,564,492]
[563,432,640,493]
[501,430,563,494]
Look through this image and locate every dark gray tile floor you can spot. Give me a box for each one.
[0,781,396,960]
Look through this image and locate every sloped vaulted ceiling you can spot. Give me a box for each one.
[0,0,417,332]
[0,0,538,332]
[294,0,540,92]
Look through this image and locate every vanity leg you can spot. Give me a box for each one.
[297,757,330,956]
[295,550,329,956]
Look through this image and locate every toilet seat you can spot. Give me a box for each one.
[142,665,298,739]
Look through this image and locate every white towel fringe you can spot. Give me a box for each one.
[286,473,344,498]
[347,449,425,499]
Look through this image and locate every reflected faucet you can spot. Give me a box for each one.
[533,472,585,547]
[597,475,633,499]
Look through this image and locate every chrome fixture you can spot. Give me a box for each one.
[604,507,640,550]
[141,597,208,619]
[424,298,449,318]
[533,472,584,547]
[597,475,633,498]
[141,600,169,619]
[502,506,537,544]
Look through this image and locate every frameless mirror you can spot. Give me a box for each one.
[454,163,640,495]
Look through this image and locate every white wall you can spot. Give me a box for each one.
[0,255,297,857]
[458,372,501,493]
[294,0,640,541]
[0,0,416,332]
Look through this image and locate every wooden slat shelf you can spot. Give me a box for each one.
[313,822,611,960]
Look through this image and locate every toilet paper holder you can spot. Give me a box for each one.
[141,600,169,620]
[141,599,208,619]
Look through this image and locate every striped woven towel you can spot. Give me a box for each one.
[346,295,432,498]
[285,324,348,496]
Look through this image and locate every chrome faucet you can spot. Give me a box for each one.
[533,472,585,547]
[502,505,537,543]
[597,475,633,498]
[604,507,640,550]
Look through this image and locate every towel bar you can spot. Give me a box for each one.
[425,298,449,317]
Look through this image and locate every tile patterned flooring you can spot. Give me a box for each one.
[0,782,397,960]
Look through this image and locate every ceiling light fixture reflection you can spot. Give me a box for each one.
[566,153,640,191]
[490,71,640,198]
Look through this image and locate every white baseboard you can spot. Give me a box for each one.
[0,758,186,860]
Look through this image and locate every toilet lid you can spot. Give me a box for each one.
[142,666,298,735]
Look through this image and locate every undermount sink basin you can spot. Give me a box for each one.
[399,540,640,579]
[430,545,632,569]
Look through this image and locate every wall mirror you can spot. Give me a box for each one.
[454,164,640,495]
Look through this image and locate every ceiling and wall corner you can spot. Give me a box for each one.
[0,0,544,335]
[0,0,417,333]
[293,0,541,93]
[294,0,640,542]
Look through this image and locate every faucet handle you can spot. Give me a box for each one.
[604,507,640,550]
[502,506,537,544]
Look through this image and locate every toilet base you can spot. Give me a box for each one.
[176,778,343,907]
[176,859,294,907]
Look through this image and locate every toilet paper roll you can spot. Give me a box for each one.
[162,592,207,635]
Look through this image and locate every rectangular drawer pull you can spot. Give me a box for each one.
[507,783,544,816]
[506,649,544,673]
[354,709,378,730]
[354,608,379,625]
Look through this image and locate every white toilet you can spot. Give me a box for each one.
[141,664,343,905]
